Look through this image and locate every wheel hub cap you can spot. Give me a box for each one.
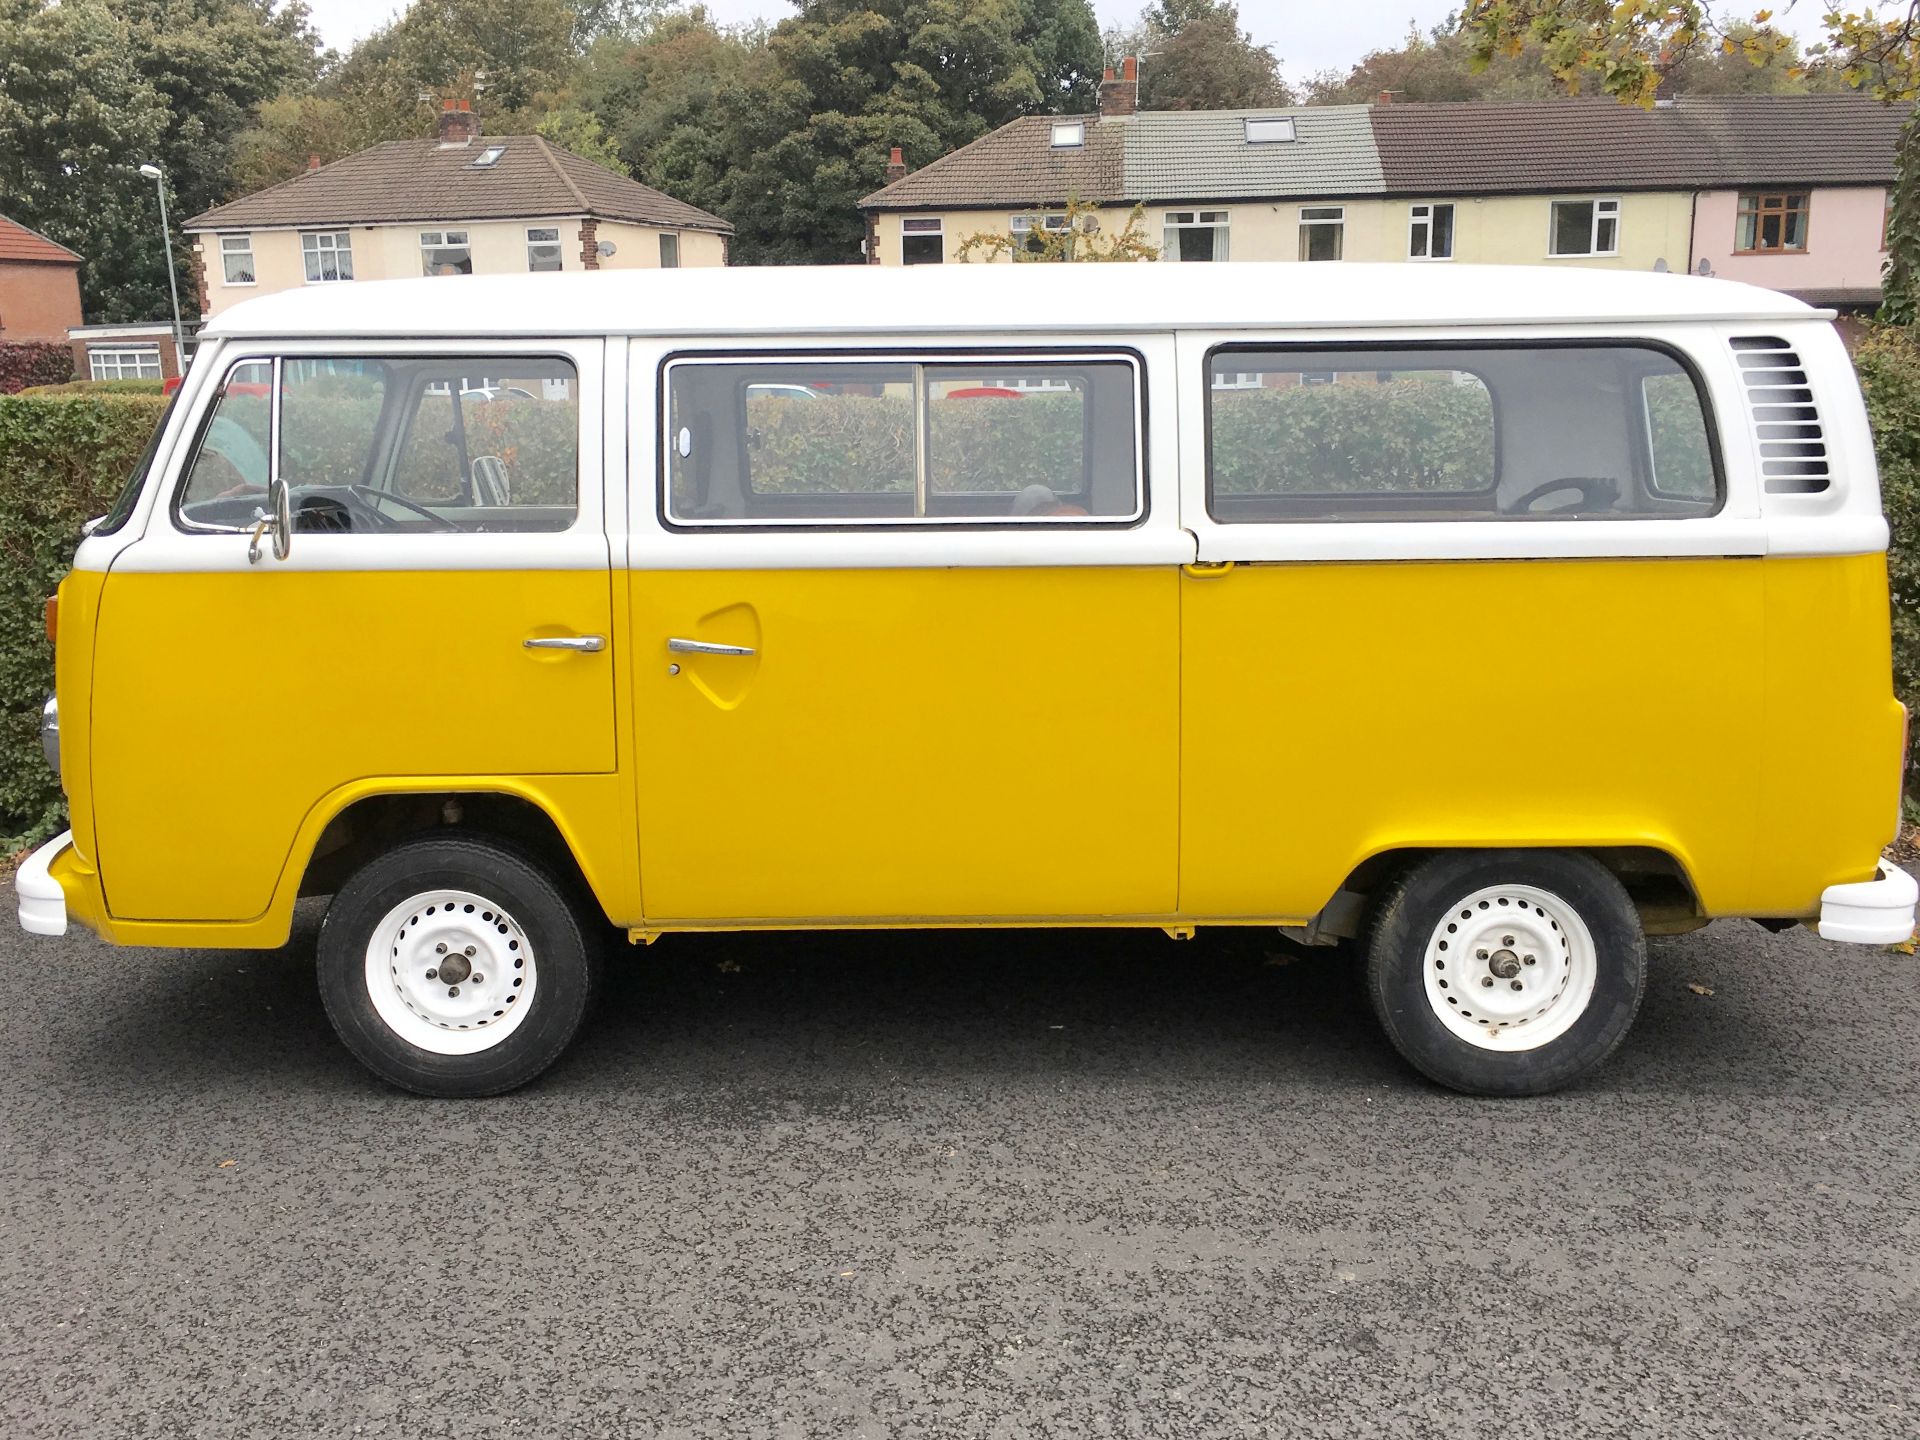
[1422,883,1598,1053]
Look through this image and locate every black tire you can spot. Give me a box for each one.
[1365,850,1645,1096]
[317,835,600,1097]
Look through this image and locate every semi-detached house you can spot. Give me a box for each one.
[859,65,1905,311]
[185,101,732,324]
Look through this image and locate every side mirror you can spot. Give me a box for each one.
[247,478,291,565]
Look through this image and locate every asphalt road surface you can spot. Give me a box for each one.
[1,910,1916,1438]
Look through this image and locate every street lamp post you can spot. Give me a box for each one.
[137,163,185,376]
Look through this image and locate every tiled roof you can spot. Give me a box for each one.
[0,214,81,264]
[185,136,730,233]
[1124,106,1382,201]
[861,93,1909,211]
[858,116,1126,210]
[1372,93,1908,195]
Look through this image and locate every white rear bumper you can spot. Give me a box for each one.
[14,829,71,938]
[1818,857,1918,945]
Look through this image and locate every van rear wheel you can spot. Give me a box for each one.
[1365,850,1645,1096]
[317,835,599,1097]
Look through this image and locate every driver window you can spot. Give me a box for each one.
[178,361,273,514]
[174,355,580,535]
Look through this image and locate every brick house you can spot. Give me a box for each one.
[0,215,83,347]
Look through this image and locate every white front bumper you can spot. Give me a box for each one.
[14,829,71,938]
[1818,857,1918,945]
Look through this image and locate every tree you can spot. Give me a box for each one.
[1307,12,1829,104]
[0,0,172,322]
[1105,0,1289,109]
[954,197,1159,260]
[1460,0,1919,315]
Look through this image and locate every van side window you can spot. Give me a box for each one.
[665,356,1141,525]
[1206,345,1720,522]
[174,356,580,534]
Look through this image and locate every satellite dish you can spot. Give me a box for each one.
[1695,258,1714,277]
[1652,257,1669,273]
[597,240,617,258]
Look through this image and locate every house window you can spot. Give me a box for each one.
[527,226,563,272]
[1164,210,1229,262]
[1245,117,1295,144]
[1409,203,1454,260]
[1011,214,1072,256]
[1736,192,1809,253]
[218,234,255,285]
[1050,121,1085,148]
[300,231,354,283]
[1549,198,1620,257]
[901,217,943,265]
[659,232,680,268]
[88,346,162,381]
[421,229,472,276]
[1299,206,1344,262]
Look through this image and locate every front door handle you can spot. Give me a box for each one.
[667,637,755,657]
[524,635,606,652]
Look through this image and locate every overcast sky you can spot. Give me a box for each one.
[299,0,1837,87]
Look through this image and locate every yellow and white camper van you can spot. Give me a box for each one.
[16,263,1913,1096]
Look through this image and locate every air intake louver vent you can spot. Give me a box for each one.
[1731,335,1830,494]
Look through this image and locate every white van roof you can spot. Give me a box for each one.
[203,261,1825,340]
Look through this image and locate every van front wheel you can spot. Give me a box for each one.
[1366,850,1645,1096]
[317,835,599,1097]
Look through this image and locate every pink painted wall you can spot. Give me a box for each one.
[1692,186,1888,296]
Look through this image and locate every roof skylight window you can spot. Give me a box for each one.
[471,145,507,168]
[1050,121,1086,148]
[1244,117,1295,144]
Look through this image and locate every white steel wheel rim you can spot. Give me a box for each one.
[364,889,538,1055]
[1422,883,1597,1052]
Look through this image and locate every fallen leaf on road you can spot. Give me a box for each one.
[1687,983,1715,997]
[716,959,740,973]
[1892,938,1915,955]
[216,1159,238,1168]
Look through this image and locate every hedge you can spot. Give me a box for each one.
[0,343,76,395]
[1853,326,1920,784]
[0,393,167,848]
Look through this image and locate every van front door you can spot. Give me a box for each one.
[91,343,615,923]
[627,344,1184,925]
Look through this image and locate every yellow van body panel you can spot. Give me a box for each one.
[54,554,1896,944]
[1178,553,1896,919]
[629,566,1181,922]
[89,568,617,923]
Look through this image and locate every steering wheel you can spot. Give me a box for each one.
[1509,475,1621,515]
[345,484,461,531]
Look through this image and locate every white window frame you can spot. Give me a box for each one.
[1298,206,1344,262]
[1408,203,1454,262]
[420,229,472,277]
[301,231,354,284]
[218,234,256,286]
[659,232,680,269]
[657,348,1148,531]
[1548,198,1621,258]
[900,217,943,266]
[1162,210,1230,263]
[89,346,162,381]
[526,226,563,272]
[1050,120,1085,148]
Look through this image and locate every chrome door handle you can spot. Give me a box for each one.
[667,637,755,657]
[524,635,606,652]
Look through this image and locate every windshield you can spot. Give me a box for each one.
[91,390,183,537]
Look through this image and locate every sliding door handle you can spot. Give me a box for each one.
[524,635,606,652]
[667,637,755,657]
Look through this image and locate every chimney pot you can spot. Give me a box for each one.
[885,144,908,184]
[1378,89,1395,105]
[1103,66,1114,81]
[1098,55,1139,117]
[307,153,321,171]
